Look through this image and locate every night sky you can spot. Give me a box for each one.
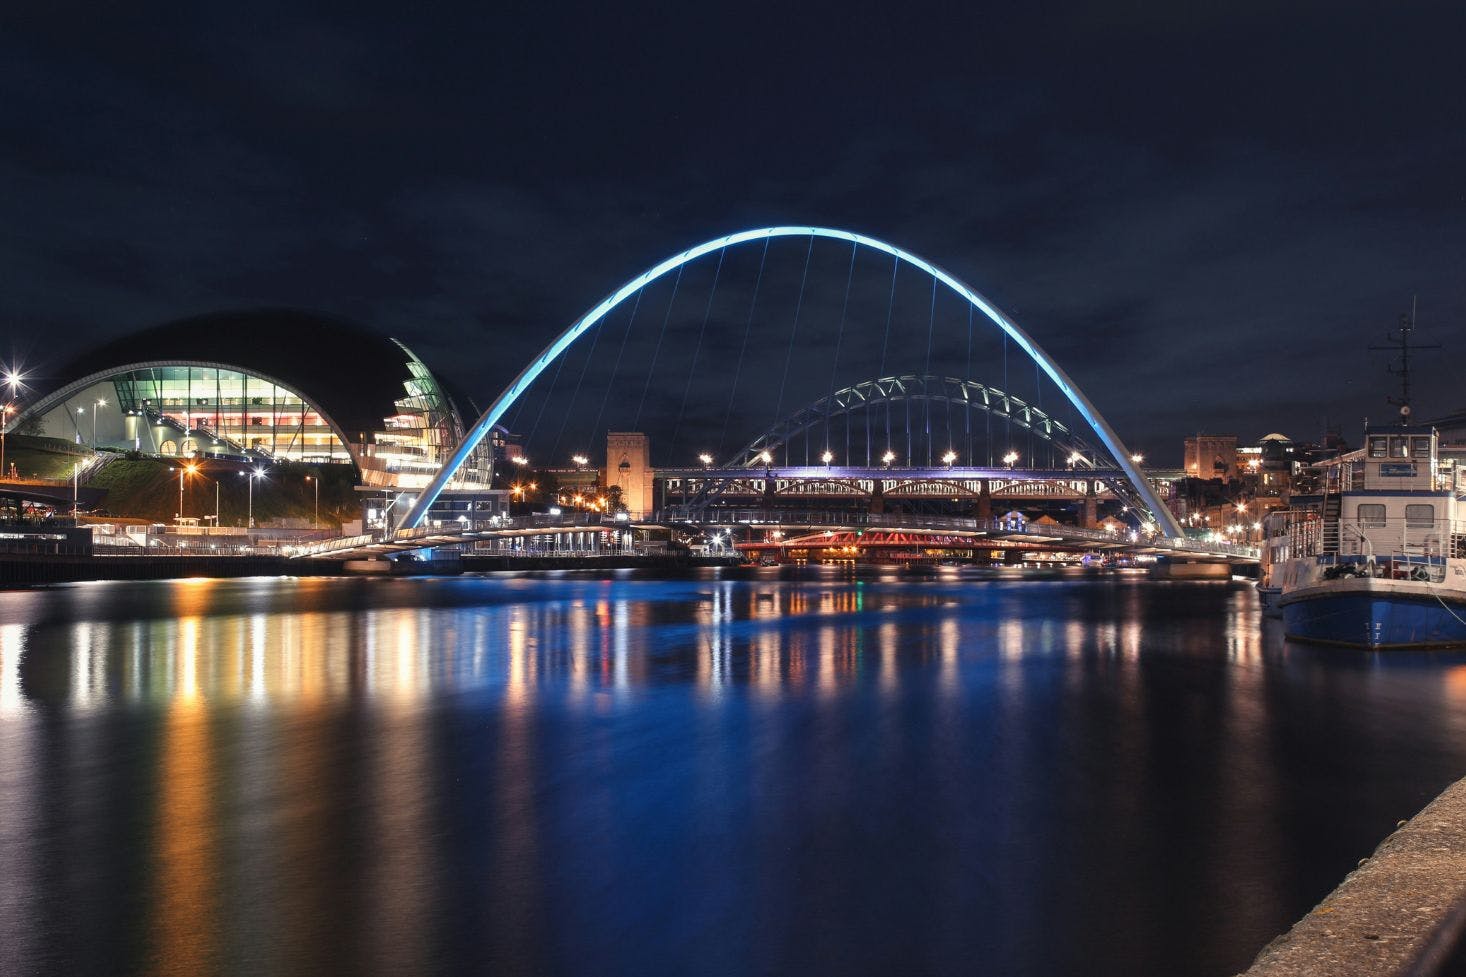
[4,1,1465,465]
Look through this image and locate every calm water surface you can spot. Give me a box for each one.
[5,570,1466,977]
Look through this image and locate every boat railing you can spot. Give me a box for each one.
[1263,508,1324,560]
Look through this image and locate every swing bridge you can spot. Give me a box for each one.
[287,227,1258,565]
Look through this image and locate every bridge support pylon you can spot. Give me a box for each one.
[1082,495,1097,529]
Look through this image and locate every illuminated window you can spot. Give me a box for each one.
[1368,437,1388,458]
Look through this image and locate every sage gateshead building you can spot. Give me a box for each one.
[10,309,493,491]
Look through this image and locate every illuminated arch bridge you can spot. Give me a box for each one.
[403,227,1183,538]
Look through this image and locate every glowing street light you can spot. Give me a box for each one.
[91,398,107,450]
[239,466,267,529]
[821,450,834,466]
[572,454,589,467]
[3,369,23,393]
[882,450,896,467]
[1067,452,1084,468]
[171,462,199,519]
[0,403,12,481]
[698,453,713,467]
[1002,450,1019,468]
[942,450,957,467]
[758,450,773,467]
[1131,453,1145,464]
[304,474,318,529]
[511,456,529,467]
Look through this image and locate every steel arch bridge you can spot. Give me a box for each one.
[401,226,1183,537]
[729,374,1112,470]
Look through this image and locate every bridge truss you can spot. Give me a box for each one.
[729,374,1110,470]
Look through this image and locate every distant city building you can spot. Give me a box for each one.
[1183,434,1239,480]
[605,432,655,518]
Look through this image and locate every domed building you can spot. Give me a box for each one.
[9,309,492,490]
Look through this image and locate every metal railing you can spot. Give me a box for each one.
[1335,517,1463,560]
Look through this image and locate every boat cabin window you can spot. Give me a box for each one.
[1368,436,1389,458]
[1412,436,1433,458]
[1390,437,1410,458]
[1406,504,1435,527]
[1357,503,1387,527]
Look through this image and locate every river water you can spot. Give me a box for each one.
[4,570,1466,977]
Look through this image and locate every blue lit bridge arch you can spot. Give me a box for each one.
[402,227,1183,537]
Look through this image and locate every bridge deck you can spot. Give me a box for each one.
[292,509,1258,563]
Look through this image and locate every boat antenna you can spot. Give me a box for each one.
[1368,297,1437,423]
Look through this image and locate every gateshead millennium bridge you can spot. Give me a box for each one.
[292,226,1254,566]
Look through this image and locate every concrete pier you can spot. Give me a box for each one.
[1240,776,1466,976]
[1150,558,1233,579]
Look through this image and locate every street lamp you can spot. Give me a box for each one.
[698,453,713,467]
[511,455,529,467]
[821,450,834,466]
[572,454,589,468]
[882,450,896,467]
[91,398,107,449]
[171,463,198,520]
[1131,453,1145,464]
[305,474,318,529]
[942,450,957,467]
[240,466,266,529]
[1003,450,1019,468]
[0,403,12,481]
[758,450,773,467]
[75,407,85,444]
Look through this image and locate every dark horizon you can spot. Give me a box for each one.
[5,2,1465,464]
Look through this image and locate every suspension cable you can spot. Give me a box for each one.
[879,254,897,464]
[965,303,973,463]
[771,235,815,428]
[670,247,725,458]
[524,336,571,448]
[718,237,769,457]
[588,288,644,451]
[923,276,936,465]
[550,289,612,463]
[633,263,685,431]
[825,241,858,452]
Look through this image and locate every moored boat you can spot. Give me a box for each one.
[1265,419,1466,649]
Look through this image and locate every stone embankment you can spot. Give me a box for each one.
[1242,777,1466,976]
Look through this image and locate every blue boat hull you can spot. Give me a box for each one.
[1282,589,1466,649]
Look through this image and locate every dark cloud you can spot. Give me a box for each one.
[3,1,1465,464]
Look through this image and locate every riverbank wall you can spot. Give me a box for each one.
[1241,775,1466,976]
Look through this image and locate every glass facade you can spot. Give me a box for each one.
[18,347,493,489]
[32,366,349,463]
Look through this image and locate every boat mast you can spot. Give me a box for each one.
[1368,297,1438,423]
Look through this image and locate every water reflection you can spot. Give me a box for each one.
[5,575,1466,976]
